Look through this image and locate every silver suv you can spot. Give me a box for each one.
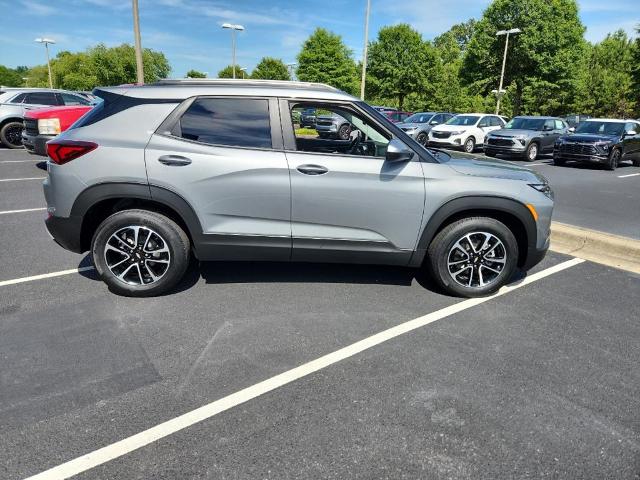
[43,79,553,297]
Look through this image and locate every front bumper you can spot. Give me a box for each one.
[484,144,527,155]
[315,124,338,133]
[428,137,464,149]
[523,236,549,270]
[45,214,85,253]
[21,132,53,156]
[553,150,609,164]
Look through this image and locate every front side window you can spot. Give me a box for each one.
[554,119,565,130]
[405,113,433,124]
[178,98,271,149]
[624,122,638,133]
[489,116,503,127]
[24,92,58,105]
[446,115,480,126]
[290,102,390,158]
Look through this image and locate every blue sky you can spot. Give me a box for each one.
[0,0,638,77]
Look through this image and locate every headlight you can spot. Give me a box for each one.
[38,118,61,135]
[449,130,466,136]
[598,143,611,153]
[529,183,554,200]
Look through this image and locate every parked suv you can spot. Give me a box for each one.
[0,88,91,148]
[315,112,352,139]
[485,116,569,161]
[22,104,93,156]
[43,79,553,297]
[428,114,506,153]
[553,118,640,170]
[397,112,455,145]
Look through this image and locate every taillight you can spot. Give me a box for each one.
[47,140,97,165]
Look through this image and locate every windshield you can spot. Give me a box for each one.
[505,118,545,130]
[575,121,624,136]
[446,115,479,126]
[404,113,434,124]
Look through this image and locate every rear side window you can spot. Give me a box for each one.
[60,92,90,106]
[24,92,59,105]
[178,98,271,149]
[10,93,27,103]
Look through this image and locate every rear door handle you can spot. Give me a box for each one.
[297,164,328,175]
[158,155,192,166]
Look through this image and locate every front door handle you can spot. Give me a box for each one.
[158,155,192,166]
[297,164,328,175]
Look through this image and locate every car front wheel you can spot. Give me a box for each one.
[526,142,538,161]
[92,209,190,297]
[0,121,24,149]
[605,148,621,171]
[463,137,475,153]
[426,217,519,297]
[416,132,428,145]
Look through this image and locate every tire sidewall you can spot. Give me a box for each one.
[607,149,620,170]
[92,210,189,296]
[416,132,427,145]
[338,124,351,140]
[464,137,475,153]
[1,121,24,149]
[430,218,519,297]
[527,142,538,161]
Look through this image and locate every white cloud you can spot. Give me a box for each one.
[21,0,55,15]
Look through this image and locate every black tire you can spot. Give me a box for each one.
[416,132,428,146]
[91,209,190,297]
[0,121,24,149]
[605,148,621,171]
[463,137,475,153]
[338,123,351,140]
[633,158,640,167]
[525,142,539,161]
[426,217,519,298]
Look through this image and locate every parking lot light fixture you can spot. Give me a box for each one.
[286,62,297,81]
[494,27,521,115]
[34,38,55,89]
[239,67,247,79]
[221,23,245,79]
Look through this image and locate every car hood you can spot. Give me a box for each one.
[489,129,536,137]
[560,133,619,143]
[446,156,545,182]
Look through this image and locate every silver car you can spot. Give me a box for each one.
[0,88,92,148]
[396,112,455,145]
[43,79,553,297]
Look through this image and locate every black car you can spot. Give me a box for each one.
[553,119,640,170]
[299,108,317,128]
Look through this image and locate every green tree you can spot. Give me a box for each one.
[217,65,242,78]
[579,30,635,118]
[631,25,640,117]
[296,28,358,94]
[0,65,25,86]
[366,24,437,109]
[186,69,207,78]
[462,0,588,116]
[251,57,290,80]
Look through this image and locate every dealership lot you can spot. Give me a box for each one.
[1,149,639,479]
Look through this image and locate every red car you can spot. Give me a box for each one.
[382,110,413,123]
[22,105,92,156]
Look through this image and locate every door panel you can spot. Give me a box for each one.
[286,152,425,265]
[145,133,291,260]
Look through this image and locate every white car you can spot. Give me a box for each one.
[428,113,506,153]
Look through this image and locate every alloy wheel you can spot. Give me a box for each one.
[104,225,171,286]
[6,124,23,148]
[447,231,507,288]
[528,143,538,161]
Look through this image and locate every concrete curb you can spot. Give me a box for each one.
[550,222,640,274]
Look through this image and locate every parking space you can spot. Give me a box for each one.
[1,149,639,479]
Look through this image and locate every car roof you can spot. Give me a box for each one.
[585,118,634,123]
[512,115,559,120]
[97,79,357,102]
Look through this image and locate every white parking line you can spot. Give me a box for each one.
[0,159,40,163]
[24,258,585,480]
[0,207,46,215]
[618,173,640,178]
[0,266,95,288]
[523,162,548,166]
[0,177,46,182]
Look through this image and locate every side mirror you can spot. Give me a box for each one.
[543,125,553,131]
[568,127,576,133]
[386,138,413,162]
[625,130,637,137]
[430,120,439,125]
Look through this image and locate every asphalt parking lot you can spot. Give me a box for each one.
[1,148,639,479]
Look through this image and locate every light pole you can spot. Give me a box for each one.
[239,67,247,79]
[360,0,371,100]
[286,62,297,81]
[494,28,521,115]
[221,23,244,79]
[34,38,55,89]
[131,0,144,84]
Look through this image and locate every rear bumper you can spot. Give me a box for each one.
[45,214,84,253]
[21,132,53,156]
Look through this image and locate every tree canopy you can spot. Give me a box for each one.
[296,28,358,94]
[251,57,290,81]
[217,65,245,78]
[186,69,207,78]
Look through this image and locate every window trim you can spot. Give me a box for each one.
[155,95,283,152]
[279,98,435,163]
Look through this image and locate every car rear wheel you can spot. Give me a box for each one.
[463,137,475,153]
[526,142,539,161]
[92,209,190,297]
[426,217,518,297]
[0,121,24,149]
[416,132,428,146]
[605,148,621,171]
